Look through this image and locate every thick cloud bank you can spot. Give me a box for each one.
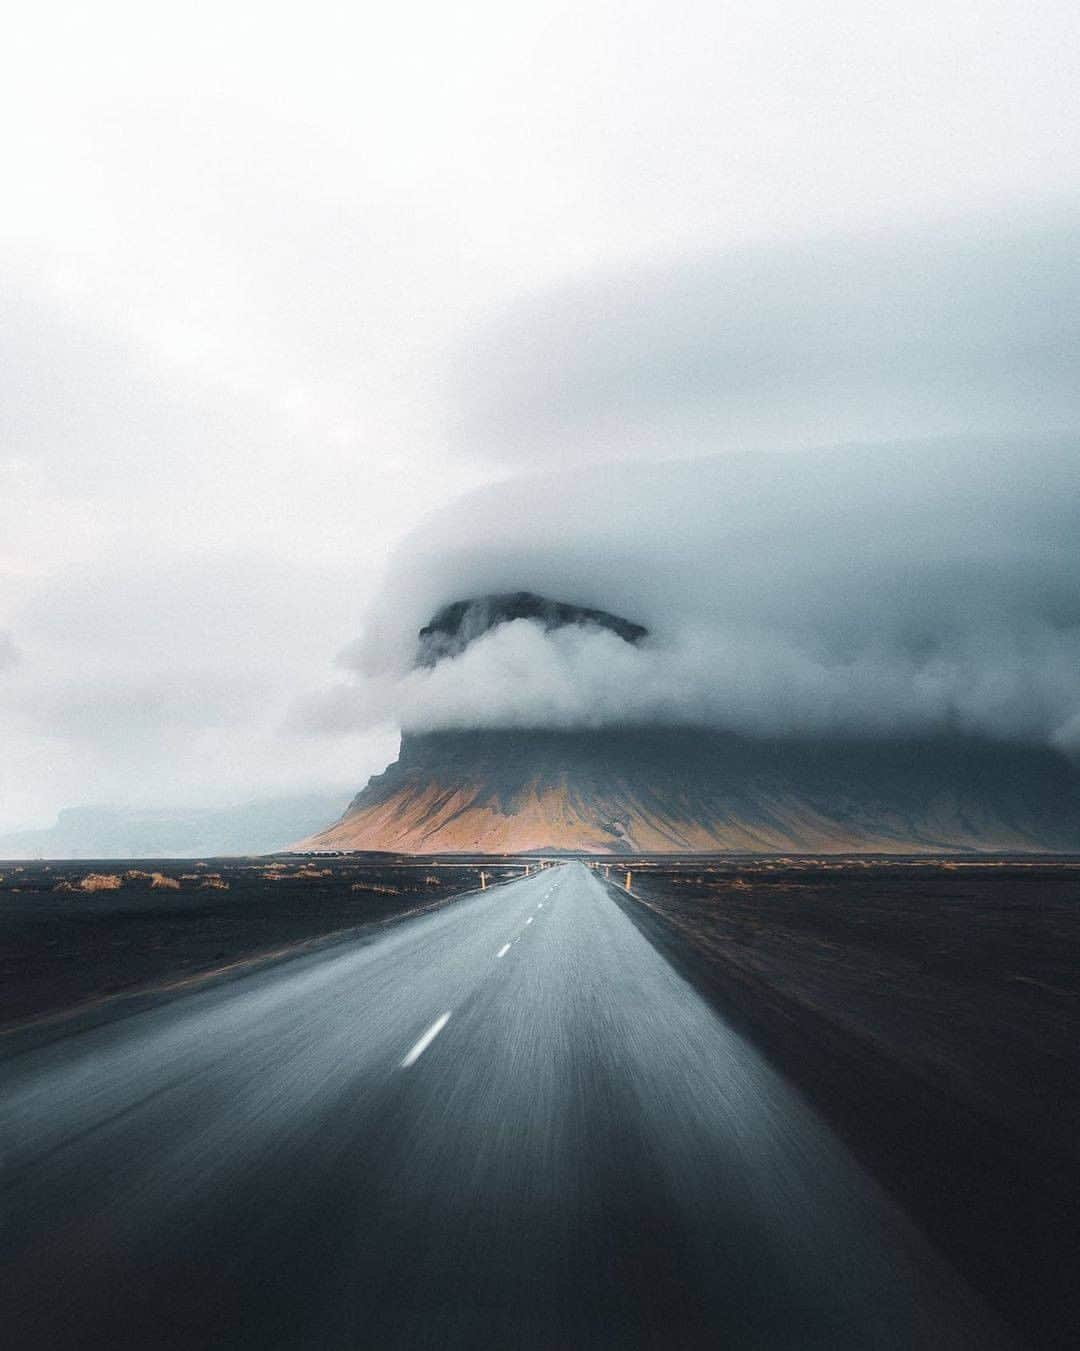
[316,438,1080,751]
[458,211,1080,465]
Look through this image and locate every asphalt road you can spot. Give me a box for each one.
[2,863,1007,1349]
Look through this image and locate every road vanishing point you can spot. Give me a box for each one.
[2,862,1008,1349]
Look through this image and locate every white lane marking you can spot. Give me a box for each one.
[400,1012,451,1068]
[496,943,511,958]
[537,903,543,909]
[526,916,534,925]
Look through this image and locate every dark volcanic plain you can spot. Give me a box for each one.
[0,856,522,1034]
[614,857,1080,1350]
[2,854,1078,1347]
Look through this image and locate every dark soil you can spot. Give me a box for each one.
[610,857,1080,1351]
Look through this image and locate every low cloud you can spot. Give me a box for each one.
[319,437,1080,751]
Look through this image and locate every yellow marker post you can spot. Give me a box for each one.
[625,871,632,890]
[480,871,487,891]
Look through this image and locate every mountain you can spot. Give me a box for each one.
[0,793,351,860]
[297,592,1080,855]
[296,727,1080,855]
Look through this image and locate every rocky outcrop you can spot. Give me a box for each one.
[415,592,647,665]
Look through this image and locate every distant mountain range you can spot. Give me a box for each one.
[296,727,1080,855]
[0,793,351,859]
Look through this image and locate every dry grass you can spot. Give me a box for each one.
[350,881,400,895]
[150,872,180,890]
[200,876,229,889]
[78,873,122,892]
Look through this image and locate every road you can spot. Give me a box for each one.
[2,863,1006,1349]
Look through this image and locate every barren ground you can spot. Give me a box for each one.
[615,857,1080,1349]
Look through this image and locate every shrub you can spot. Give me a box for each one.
[78,873,122,892]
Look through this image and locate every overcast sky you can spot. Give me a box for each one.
[2,1,1079,830]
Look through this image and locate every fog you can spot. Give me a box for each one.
[324,438,1080,751]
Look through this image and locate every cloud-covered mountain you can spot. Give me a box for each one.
[311,438,1080,753]
[299,572,1080,854]
[291,212,1080,856]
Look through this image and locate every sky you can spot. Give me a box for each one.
[2,1,1079,831]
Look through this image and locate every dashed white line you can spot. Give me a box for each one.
[400,1012,451,1068]
[496,943,511,958]
[526,916,534,925]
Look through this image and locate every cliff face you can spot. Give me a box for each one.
[295,728,1080,854]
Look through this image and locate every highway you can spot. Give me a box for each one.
[2,863,1007,1349]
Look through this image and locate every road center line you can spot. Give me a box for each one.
[496,943,511,958]
[400,1012,451,1068]
[526,916,534,925]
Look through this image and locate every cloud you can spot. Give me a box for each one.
[323,437,1080,750]
[0,631,19,671]
[456,210,1080,466]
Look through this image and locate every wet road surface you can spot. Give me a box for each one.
[2,863,1007,1348]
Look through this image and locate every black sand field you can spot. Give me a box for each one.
[613,857,1080,1349]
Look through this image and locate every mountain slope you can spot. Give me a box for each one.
[296,729,1080,854]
